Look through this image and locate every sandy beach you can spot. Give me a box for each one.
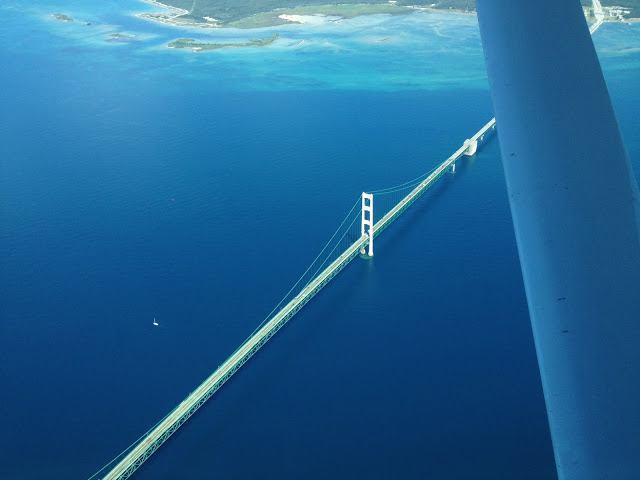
[134,0,640,31]
[278,14,335,26]
[136,0,221,29]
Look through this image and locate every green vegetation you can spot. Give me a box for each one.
[52,13,74,22]
[157,0,640,25]
[227,4,407,29]
[415,0,475,12]
[167,32,280,50]
[403,0,640,17]
[414,0,640,17]
[161,0,393,24]
[158,0,477,26]
[108,33,137,41]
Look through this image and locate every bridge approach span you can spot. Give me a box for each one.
[97,118,496,480]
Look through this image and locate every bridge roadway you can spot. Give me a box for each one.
[590,0,605,34]
[99,118,496,480]
[101,232,369,480]
[372,117,495,240]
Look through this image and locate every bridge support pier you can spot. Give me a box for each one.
[361,192,374,257]
[463,138,478,156]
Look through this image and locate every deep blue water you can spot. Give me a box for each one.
[1,2,639,479]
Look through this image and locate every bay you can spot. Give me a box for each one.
[1,2,639,478]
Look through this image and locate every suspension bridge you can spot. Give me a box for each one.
[86,5,616,478]
[91,117,495,480]
[89,8,612,477]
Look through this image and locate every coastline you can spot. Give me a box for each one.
[166,32,280,51]
[133,1,475,30]
[135,0,223,29]
[138,0,187,15]
[134,0,640,30]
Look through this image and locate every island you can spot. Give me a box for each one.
[138,0,640,29]
[52,13,74,22]
[138,1,472,29]
[139,0,640,29]
[107,33,137,42]
[167,32,280,51]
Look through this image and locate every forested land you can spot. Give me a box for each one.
[162,0,476,24]
[161,0,640,24]
[168,33,279,49]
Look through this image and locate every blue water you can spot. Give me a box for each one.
[1,2,639,479]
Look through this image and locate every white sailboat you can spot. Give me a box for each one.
[153,318,159,326]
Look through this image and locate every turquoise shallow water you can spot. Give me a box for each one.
[0,2,639,479]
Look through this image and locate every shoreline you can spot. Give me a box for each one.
[134,0,640,31]
[138,0,187,15]
[135,0,222,29]
[166,32,280,51]
[134,1,475,30]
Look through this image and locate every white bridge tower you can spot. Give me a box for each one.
[361,192,374,257]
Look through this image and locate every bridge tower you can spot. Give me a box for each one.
[361,192,374,257]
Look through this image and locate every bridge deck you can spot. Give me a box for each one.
[102,237,369,480]
[373,118,495,239]
[100,118,495,480]
[96,8,610,476]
